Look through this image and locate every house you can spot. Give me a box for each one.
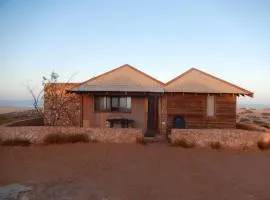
[44,64,253,136]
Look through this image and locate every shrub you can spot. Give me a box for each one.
[262,112,270,116]
[239,118,250,123]
[136,137,148,145]
[210,141,222,149]
[89,138,98,143]
[257,140,270,150]
[262,123,270,129]
[171,138,195,148]
[43,132,89,145]
[1,138,31,146]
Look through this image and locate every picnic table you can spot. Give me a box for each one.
[106,117,134,128]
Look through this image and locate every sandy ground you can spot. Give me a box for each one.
[0,107,31,114]
[1,144,270,200]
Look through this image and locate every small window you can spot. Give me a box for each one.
[94,96,131,112]
[206,95,215,117]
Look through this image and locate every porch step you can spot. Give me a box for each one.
[143,135,169,143]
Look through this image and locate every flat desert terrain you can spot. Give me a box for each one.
[1,144,270,200]
[0,107,31,114]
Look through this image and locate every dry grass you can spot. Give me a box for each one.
[1,137,31,146]
[210,141,222,149]
[43,132,89,145]
[257,140,270,150]
[262,112,270,116]
[236,123,265,132]
[136,137,148,145]
[171,138,195,148]
[239,118,250,123]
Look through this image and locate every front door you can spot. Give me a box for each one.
[146,96,158,137]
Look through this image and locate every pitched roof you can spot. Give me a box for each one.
[164,68,253,97]
[72,64,165,93]
[71,64,253,97]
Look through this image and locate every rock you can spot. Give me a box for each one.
[0,184,32,200]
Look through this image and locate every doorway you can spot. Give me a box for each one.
[145,96,158,137]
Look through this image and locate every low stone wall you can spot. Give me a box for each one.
[171,129,266,149]
[0,127,143,144]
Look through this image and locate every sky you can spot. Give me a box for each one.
[0,0,269,105]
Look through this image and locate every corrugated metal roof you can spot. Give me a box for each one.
[69,64,253,97]
[72,85,164,93]
[164,68,253,97]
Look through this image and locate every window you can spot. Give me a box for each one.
[94,96,111,111]
[206,95,215,117]
[94,96,131,112]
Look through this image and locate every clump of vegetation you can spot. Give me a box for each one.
[171,138,195,148]
[257,140,270,150]
[136,137,148,145]
[239,118,250,123]
[89,138,98,143]
[210,141,222,149]
[262,112,270,117]
[1,138,31,146]
[262,123,270,129]
[43,132,89,145]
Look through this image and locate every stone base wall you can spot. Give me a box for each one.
[171,129,265,149]
[0,127,143,144]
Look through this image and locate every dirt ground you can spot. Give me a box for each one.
[1,144,270,200]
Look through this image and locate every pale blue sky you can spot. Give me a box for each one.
[0,0,269,104]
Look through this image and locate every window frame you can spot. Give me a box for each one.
[206,95,216,117]
[94,96,132,113]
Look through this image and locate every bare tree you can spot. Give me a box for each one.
[26,71,80,126]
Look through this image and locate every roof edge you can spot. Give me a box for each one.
[165,67,254,97]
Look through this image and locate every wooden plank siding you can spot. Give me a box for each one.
[166,93,236,134]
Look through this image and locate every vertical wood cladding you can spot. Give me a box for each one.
[166,94,236,133]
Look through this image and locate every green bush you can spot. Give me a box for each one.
[43,132,89,145]
[1,138,31,146]
[210,141,222,149]
[257,140,270,150]
[171,138,195,148]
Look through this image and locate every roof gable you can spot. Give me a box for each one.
[164,68,253,97]
[73,64,164,92]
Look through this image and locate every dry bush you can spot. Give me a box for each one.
[89,138,98,143]
[210,141,222,149]
[1,138,31,146]
[171,138,195,148]
[43,132,89,145]
[236,123,265,132]
[239,118,250,123]
[241,109,254,114]
[262,124,270,129]
[253,119,264,125]
[257,140,270,150]
[136,137,148,145]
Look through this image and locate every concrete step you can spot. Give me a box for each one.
[144,135,169,143]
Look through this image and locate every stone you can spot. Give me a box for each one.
[0,184,32,200]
